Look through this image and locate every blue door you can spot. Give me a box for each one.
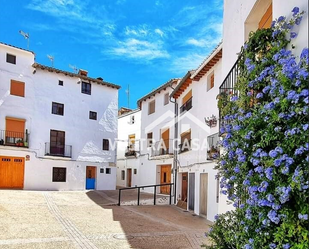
[86,166,96,190]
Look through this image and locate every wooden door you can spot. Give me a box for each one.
[0,156,24,189]
[181,173,188,201]
[200,173,208,216]
[50,130,65,156]
[188,173,195,210]
[127,168,132,187]
[86,166,96,190]
[160,165,171,194]
[161,128,169,154]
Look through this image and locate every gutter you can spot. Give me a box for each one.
[169,88,178,205]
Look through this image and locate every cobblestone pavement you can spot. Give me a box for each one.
[0,190,212,249]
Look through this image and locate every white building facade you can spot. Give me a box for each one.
[136,79,179,194]
[170,44,224,222]
[0,42,120,191]
[116,108,141,188]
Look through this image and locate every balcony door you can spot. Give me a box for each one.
[50,130,65,156]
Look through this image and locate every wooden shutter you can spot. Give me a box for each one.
[10,80,25,97]
[210,74,215,89]
[148,100,155,114]
[259,4,272,29]
[182,90,192,104]
[5,118,25,139]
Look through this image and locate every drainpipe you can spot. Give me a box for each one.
[169,94,178,204]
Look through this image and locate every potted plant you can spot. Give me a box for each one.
[207,146,219,160]
[23,141,28,147]
[16,139,23,147]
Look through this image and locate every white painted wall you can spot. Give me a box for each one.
[174,53,222,222]
[0,43,118,190]
[222,0,308,79]
[116,109,141,187]
[138,83,177,192]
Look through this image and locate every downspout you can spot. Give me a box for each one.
[169,92,178,204]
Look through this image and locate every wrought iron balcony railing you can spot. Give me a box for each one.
[45,142,72,158]
[151,139,173,157]
[180,97,193,114]
[178,139,191,153]
[218,54,243,133]
[207,133,220,160]
[0,129,29,148]
[125,143,138,157]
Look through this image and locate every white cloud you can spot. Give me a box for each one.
[186,38,206,47]
[155,28,164,37]
[170,53,206,74]
[108,38,169,61]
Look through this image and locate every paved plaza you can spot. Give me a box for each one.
[0,190,212,249]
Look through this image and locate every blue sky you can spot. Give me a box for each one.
[0,0,223,108]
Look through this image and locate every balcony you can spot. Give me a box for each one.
[125,144,137,157]
[45,142,72,158]
[180,97,192,114]
[0,130,29,148]
[178,139,191,154]
[218,54,243,133]
[151,139,173,157]
[207,133,220,160]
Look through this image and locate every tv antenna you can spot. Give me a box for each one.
[19,30,30,49]
[125,84,130,108]
[47,55,54,67]
[69,64,78,74]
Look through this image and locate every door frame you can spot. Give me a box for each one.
[199,173,208,217]
[127,168,132,187]
[188,173,195,211]
[86,166,96,190]
[160,164,171,194]
[181,172,188,202]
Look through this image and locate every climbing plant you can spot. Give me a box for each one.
[204,7,308,249]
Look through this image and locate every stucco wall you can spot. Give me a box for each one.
[0,43,118,190]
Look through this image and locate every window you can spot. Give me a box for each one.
[148,100,155,115]
[81,82,91,95]
[52,102,64,116]
[180,90,192,113]
[100,168,104,173]
[121,170,125,180]
[259,4,272,29]
[50,130,65,156]
[164,93,169,105]
[52,167,66,182]
[58,80,63,86]
[6,54,16,64]
[180,129,191,152]
[207,72,215,91]
[134,169,137,174]
[130,115,135,124]
[10,80,25,97]
[106,168,111,174]
[103,139,109,151]
[147,132,153,147]
[5,117,25,145]
[89,111,97,120]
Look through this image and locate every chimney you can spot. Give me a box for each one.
[78,69,88,77]
[97,77,103,81]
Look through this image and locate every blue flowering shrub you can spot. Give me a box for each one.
[204,8,308,249]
